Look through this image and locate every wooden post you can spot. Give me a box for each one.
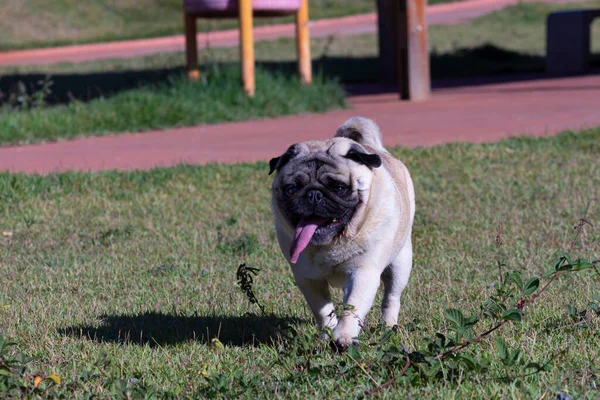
[296,0,312,85]
[184,13,199,81]
[239,0,255,97]
[377,0,430,101]
[405,0,430,100]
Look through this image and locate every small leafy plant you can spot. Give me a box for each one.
[367,205,598,393]
[236,263,265,315]
[2,77,54,110]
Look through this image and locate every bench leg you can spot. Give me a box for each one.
[546,13,591,75]
[239,0,255,97]
[184,13,199,81]
[296,0,312,85]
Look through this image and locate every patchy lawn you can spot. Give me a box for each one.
[1,129,598,398]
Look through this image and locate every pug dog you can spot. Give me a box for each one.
[269,116,415,349]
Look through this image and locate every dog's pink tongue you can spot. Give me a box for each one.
[290,216,327,264]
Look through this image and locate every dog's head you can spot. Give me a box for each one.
[269,138,382,263]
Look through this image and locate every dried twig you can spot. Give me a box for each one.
[364,355,411,396]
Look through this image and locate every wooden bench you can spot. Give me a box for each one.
[183,0,311,97]
[546,9,600,74]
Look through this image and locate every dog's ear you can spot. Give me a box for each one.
[269,144,301,175]
[344,143,382,168]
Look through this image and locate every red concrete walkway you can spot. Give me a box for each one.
[2,74,599,175]
[0,0,579,66]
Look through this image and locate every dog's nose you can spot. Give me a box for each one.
[306,190,323,205]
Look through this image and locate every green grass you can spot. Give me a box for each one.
[428,0,600,77]
[1,129,599,398]
[0,66,345,145]
[431,0,600,54]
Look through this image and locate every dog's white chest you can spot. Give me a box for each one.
[309,239,365,267]
[292,239,366,280]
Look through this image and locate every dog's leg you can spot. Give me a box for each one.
[333,270,381,348]
[296,278,338,330]
[381,239,413,326]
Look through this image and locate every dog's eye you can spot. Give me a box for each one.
[285,185,299,195]
[332,184,348,196]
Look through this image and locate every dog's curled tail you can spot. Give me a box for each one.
[335,116,388,153]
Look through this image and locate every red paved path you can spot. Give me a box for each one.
[0,0,579,66]
[2,74,599,175]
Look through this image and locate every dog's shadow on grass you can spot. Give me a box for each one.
[59,311,303,348]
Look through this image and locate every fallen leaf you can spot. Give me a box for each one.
[34,376,43,388]
[2,231,12,237]
[47,373,61,385]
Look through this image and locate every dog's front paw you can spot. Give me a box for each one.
[332,321,360,352]
[331,332,359,352]
[337,335,359,349]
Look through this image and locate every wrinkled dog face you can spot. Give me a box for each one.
[270,139,381,262]
[275,155,359,244]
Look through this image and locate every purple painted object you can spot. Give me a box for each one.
[184,0,301,17]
